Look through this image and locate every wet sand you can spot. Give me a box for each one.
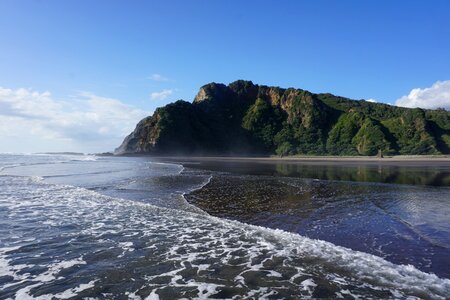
[157,155,450,168]
[177,156,450,278]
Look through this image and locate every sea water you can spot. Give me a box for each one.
[0,154,449,299]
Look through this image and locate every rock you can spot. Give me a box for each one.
[115,80,450,156]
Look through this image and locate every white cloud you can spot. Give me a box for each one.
[150,89,173,101]
[0,87,149,153]
[395,80,450,109]
[148,73,169,81]
[366,98,378,103]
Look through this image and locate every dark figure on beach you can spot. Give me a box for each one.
[377,149,383,158]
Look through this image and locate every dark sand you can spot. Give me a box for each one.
[156,155,450,167]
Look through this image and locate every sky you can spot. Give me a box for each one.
[1,0,449,153]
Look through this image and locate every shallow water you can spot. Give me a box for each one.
[1,154,449,299]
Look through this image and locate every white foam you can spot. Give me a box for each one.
[118,241,135,257]
[30,176,44,183]
[240,224,450,298]
[2,173,450,299]
[7,257,88,300]
[126,291,142,300]
[13,280,97,300]
[34,257,86,282]
[145,290,160,300]
[180,174,213,215]
[53,280,98,299]
[301,278,317,292]
[0,246,28,281]
[191,282,224,299]
[340,289,362,299]
[14,282,42,300]
[243,287,278,299]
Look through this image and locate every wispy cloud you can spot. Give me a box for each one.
[148,73,169,82]
[0,87,149,152]
[365,98,378,103]
[150,89,173,101]
[396,80,450,109]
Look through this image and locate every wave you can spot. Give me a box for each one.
[1,174,449,299]
[180,171,212,215]
[67,155,97,162]
[0,154,99,174]
[147,161,184,173]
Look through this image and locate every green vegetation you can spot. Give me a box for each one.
[116,80,450,156]
[352,118,392,156]
[242,98,283,152]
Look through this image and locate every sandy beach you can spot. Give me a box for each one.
[155,155,450,167]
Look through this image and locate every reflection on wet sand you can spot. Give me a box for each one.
[179,158,450,278]
[274,163,450,186]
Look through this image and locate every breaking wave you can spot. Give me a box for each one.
[1,174,449,299]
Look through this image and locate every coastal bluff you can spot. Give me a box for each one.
[115,80,450,156]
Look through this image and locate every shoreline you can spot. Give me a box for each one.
[149,154,450,166]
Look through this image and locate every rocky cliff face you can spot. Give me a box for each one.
[115,80,450,156]
[115,115,161,154]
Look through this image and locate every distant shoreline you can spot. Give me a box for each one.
[150,154,450,166]
[271,154,450,161]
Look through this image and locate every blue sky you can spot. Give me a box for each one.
[0,0,449,152]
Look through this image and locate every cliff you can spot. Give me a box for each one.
[115,80,450,156]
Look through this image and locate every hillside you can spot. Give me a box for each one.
[115,80,450,156]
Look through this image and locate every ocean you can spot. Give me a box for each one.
[0,154,449,299]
